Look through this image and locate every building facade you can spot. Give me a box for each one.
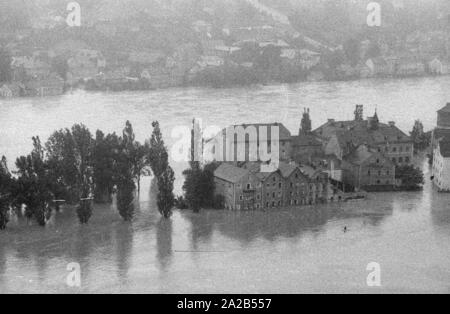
[316,105,413,166]
[341,145,396,192]
[215,161,330,211]
[432,103,450,192]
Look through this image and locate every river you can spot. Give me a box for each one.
[1,76,450,293]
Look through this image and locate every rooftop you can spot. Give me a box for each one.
[291,133,322,147]
[214,163,249,184]
[438,103,450,114]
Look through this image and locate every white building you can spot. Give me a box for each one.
[432,140,450,192]
[432,103,450,192]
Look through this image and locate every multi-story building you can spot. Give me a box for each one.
[341,144,396,192]
[204,122,292,163]
[214,163,262,210]
[432,103,450,192]
[316,105,413,166]
[278,162,310,206]
[215,161,330,211]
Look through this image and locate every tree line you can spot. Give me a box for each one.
[0,120,174,230]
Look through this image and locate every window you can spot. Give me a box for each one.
[368,170,371,176]
[246,183,251,190]
[399,157,403,163]
[272,201,275,207]
[256,204,260,209]
[392,157,396,163]
[279,183,282,189]
[376,159,380,164]
[257,194,261,200]
[378,171,381,176]
[290,182,294,188]
[405,157,410,163]
[393,147,397,152]
[273,177,276,182]
[278,201,281,206]
[239,195,243,201]
[272,192,276,198]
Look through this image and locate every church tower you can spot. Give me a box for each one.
[354,105,364,121]
[369,109,379,130]
[300,108,312,135]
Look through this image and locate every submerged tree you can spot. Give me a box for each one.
[182,161,203,213]
[122,121,151,194]
[410,120,430,153]
[45,128,79,203]
[148,121,169,179]
[116,174,135,222]
[15,137,54,226]
[157,166,175,218]
[148,121,175,218]
[71,124,94,224]
[181,162,219,212]
[0,156,12,230]
[93,130,119,203]
[396,165,425,190]
[115,122,138,221]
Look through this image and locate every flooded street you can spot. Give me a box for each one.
[1,77,450,293]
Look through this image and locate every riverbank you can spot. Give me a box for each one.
[2,71,450,99]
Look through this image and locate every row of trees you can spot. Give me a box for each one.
[0,120,175,230]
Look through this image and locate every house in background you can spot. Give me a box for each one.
[0,82,23,98]
[24,73,64,97]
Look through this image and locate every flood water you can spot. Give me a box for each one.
[1,77,450,293]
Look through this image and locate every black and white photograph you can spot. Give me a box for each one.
[1,0,450,298]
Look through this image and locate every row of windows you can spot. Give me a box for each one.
[378,145,411,153]
[368,170,390,176]
[391,156,411,163]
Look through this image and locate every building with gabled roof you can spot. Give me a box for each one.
[214,163,263,210]
[316,105,413,166]
[204,122,292,163]
[432,103,450,192]
[340,144,395,192]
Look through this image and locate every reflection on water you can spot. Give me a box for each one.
[156,219,173,272]
[1,175,449,293]
[1,78,450,293]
